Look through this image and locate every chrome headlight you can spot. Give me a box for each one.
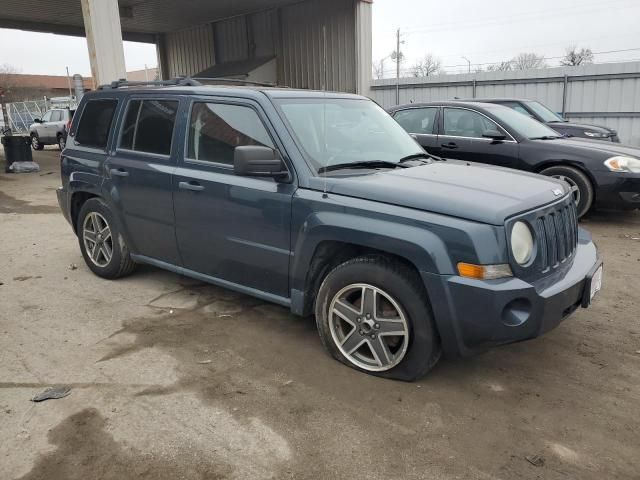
[604,156,640,173]
[511,221,534,265]
[584,131,609,138]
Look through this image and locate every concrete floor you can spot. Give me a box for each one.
[1,150,639,479]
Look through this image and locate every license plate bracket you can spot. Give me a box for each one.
[581,260,603,308]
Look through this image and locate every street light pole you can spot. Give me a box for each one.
[462,56,471,74]
[396,28,401,105]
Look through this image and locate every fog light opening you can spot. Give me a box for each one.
[501,298,532,327]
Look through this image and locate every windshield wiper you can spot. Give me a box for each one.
[318,160,408,174]
[398,152,435,164]
[530,135,562,140]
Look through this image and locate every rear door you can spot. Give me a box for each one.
[440,107,519,167]
[105,96,182,265]
[391,107,440,153]
[173,98,295,298]
[38,111,53,141]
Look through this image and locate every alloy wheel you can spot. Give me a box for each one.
[82,212,113,267]
[31,136,39,149]
[328,283,409,372]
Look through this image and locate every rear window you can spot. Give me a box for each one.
[119,99,178,156]
[75,99,118,149]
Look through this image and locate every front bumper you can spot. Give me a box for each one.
[421,229,600,358]
[593,171,640,209]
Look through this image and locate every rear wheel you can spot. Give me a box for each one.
[77,198,136,279]
[315,255,441,381]
[31,134,44,151]
[540,165,594,218]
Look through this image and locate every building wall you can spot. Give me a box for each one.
[369,61,640,146]
[159,0,369,94]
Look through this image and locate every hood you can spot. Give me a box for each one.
[309,161,570,225]
[531,137,640,159]
[547,121,615,135]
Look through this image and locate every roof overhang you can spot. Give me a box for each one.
[0,0,299,43]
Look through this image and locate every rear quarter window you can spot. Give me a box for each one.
[75,99,118,150]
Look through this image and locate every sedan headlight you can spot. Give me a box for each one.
[511,221,534,265]
[604,156,640,173]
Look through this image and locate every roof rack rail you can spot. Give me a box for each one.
[98,76,201,90]
[192,77,277,87]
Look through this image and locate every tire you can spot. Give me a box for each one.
[314,255,441,381]
[540,165,593,218]
[57,134,66,151]
[31,134,44,151]
[76,198,137,279]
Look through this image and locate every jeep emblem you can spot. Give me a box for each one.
[552,188,563,196]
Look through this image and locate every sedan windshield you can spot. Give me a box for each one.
[487,105,563,140]
[275,97,425,173]
[526,101,565,123]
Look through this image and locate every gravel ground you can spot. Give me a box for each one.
[1,150,639,479]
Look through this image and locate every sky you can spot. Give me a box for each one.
[1,0,640,78]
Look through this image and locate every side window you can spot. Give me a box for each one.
[51,111,63,122]
[187,102,274,166]
[75,99,118,149]
[118,99,178,155]
[500,102,532,117]
[41,111,52,122]
[443,108,501,139]
[393,108,438,134]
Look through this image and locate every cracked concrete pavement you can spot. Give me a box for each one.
[1,150,639,479]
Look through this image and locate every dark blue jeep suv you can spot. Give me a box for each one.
[57,80,602,380]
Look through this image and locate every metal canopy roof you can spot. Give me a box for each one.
[0,0,298,42]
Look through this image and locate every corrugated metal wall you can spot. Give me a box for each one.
[161,0,367,93]
[279,0,356,92]
[370,61,640,145]
[164,24,215,77]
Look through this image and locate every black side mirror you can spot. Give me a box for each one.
[482,129,507,141]
[234,146,289,179]
[33,118,41,123]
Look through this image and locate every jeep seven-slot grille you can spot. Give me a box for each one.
[533,201,578,272]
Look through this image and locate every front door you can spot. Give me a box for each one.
[439,107,519,166]
[173,99,295,298]
[105,97,181,265]
[392,107,440,153]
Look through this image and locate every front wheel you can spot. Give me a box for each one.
[77,198,136,279]
[31,134,44,151]
[540,165,593,218]
[315,255,441,381]
[57,134,66,150]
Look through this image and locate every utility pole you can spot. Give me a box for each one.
[462,56,471,74]
[65,66,73,98]
[396,28,401,105]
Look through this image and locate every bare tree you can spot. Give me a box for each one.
[410,54,443,77]
[486,61,513,72]
[0,64,18,96]
[561,46,594,66]
[511,53,547,70]
[372,58,385,80]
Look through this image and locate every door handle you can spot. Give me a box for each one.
[110,168,129,177]
[441,142,458,149]
[178,181,204,192]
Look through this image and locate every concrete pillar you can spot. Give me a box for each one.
[80,0,127,88]
[355,0,373,97]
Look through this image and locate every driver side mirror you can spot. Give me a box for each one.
[482,129,507,141]
[234,146,289,180]
[33,118,41,123]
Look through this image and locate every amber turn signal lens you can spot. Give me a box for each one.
[457,262,513,280]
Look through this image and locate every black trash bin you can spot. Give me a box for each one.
[1,135,32,173]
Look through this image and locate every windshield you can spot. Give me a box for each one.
[275,97,424,173]
[526,101,565,122]
[487,105,563,139]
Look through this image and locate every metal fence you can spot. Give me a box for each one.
[369,61,640,146]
